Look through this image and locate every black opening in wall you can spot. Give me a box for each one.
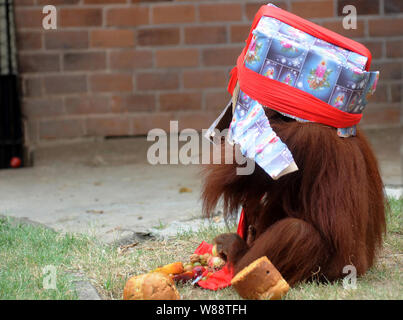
[0,0,24,169]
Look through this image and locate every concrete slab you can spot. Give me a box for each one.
[72,273,102,300]
[0,127,401,243]
[365,127,402,186]
[0,137,205,243]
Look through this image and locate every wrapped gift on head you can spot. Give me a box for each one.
[206,3,380,180]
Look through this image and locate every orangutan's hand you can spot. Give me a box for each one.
[213,233,248,264]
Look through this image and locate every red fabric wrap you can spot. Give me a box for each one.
[228,5,372,128]
[193,212,246,291]
[193,241,234,290]
[236,208,246,240]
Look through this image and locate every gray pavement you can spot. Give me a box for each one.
[0,136,205,243]
[0,127,401,243]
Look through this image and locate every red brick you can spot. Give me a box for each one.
[205,91,231,110]
[18,53,60,73]
[131,0,171,2]
[321,20,365,38]
[155,49,199,68]
[23,77,43,98]
[245,1,288,20]
[371,62,402,80]
[14,9,43,28]
[291,0,334,18]
[90,74,133,92]
[136,111,214,134]
[199,3,242,22]
[23,120,38,145]
[44,75,87,95]
[60,8,102,27]
[14,0,36,5]
[369,84,388,103]
[137,28,180,46]
[39,119,85,140]
[369,18,403,36]
[159,92,202,111]
[111,94,156,113]
[107,7,149,27]
[384,0,403,14]
[153,5,195,24]
[337,0,379,15]
[361,105,400,127]
[90,30,135,48]
[86,117,131,136]
[230,24,251,43]
[203,47,242,66]
[390,84,402,103]
[37,0,79,4]
[185,26,227,45]
[45,31,89,50]
[84,0,126,4]
[183,70,227,89]
[109,50,153,70]
[361,41,383,59]
[64,52,106,71]
[136,72,179,91]
[177,111,218,131]
[65,96,110,115]
[22,97,64,118]
[16,32,42,51]
[386,40,403,58]
[131,113,173,135]
[15,0,398,142]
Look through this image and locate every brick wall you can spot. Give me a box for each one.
[14,0,403,145]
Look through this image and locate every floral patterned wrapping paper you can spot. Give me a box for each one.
[205,4,379,179]
[246,13,379,137]
[205,93,298,180]
[229,91,298,179]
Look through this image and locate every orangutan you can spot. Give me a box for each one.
[202,108,386,286]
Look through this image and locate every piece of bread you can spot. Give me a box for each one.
[123,272,180,300]
[231,256,290,300]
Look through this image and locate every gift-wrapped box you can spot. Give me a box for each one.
[205,3,379,180]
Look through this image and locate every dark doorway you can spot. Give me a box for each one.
[0,0,24,169]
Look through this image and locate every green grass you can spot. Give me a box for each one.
[0,218,88,299]
[386,197,403,234]
[153,219,168,230]
[0,198,402,300]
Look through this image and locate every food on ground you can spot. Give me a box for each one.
[231,256,289,300]
[124,248,227,298]
[172,271,194,283]
[152,262,184,275]
[207,256,226,270]
[123,272,180,300]
[212,244,218,257]
[192,266,206,278]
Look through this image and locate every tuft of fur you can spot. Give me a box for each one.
[202,109,386,286]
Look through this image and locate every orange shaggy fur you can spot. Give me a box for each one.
[202,108,386,286]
